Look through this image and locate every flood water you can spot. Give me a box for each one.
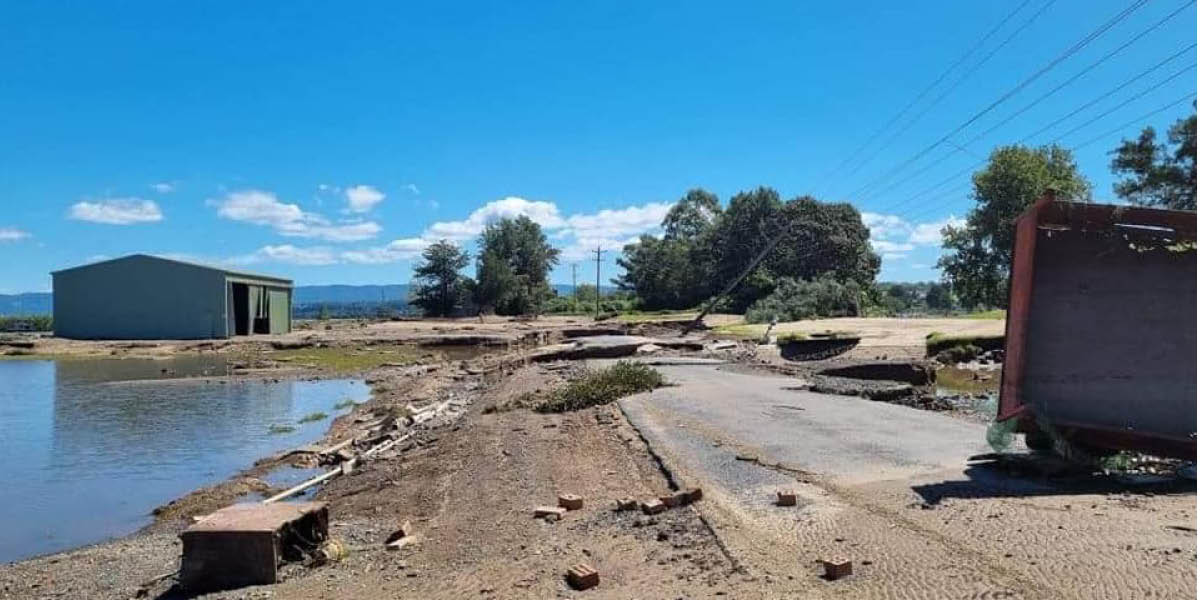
[0,357,368,564]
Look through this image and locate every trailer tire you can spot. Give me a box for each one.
[1024,429,1054,454]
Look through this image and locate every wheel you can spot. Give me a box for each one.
[1023,428,1054,454]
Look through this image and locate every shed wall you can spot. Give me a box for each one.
[53,256,228,339]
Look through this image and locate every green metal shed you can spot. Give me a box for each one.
[52,254,293,340]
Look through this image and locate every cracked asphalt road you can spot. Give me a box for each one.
[619,363,1196,600]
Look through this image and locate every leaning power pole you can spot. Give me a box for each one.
[593,247,605,317]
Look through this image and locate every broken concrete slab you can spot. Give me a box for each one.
[179,501,327,593]
[528,335,705,362]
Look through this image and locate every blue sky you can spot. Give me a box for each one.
[0,1,1195,293]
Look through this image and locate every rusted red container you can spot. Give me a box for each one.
[998,194,1196,459]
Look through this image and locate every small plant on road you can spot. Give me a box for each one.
[537,361,665,413]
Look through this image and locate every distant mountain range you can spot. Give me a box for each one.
[0,284,616,316]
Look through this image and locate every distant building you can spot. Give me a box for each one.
[51,254,293,340]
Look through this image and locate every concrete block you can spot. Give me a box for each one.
[566,563,599,590]
[180,502,327,593]
[615,497,637,511]
[534,506,567,521]
[558,493,584,510]
[640,499,666,515]
[822,558,852,580]
[776,490,797,506]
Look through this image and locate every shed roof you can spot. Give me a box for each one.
[51,253,293,286]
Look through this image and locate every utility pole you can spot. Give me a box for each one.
[571,263,578,313]
[593,247,605,318]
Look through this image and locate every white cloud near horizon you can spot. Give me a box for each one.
[212,189,381,242]
[861,212,964,261]
[0,227,31,242]
[69,198,164,225]
[344,185,385,213]
[150,182,175,194]
[233,244,339,266]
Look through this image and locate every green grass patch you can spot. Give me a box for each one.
[298,411,328,424]
[268,424,296,434]
[333,398,360,410]
[775,331,809,343]
[536,361,666,413]
[267,344,423,373]
[926,333,1005,358]
[964,309,1006,320]
[710,323,763,338]
[613,310,699,323]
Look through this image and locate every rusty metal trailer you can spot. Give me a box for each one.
[998,195,1196,459]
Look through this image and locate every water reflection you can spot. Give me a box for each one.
[0,357,366,564]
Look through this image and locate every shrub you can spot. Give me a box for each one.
[744,276,861,324]
[536,361,666,413]
[298,411,328,424]
[925,333,1005,358]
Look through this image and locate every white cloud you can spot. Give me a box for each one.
[426,196,566,241]
[861,212,964,248]
[0,227,31,241]
[0,227,30,242]
[861,212,910,240]
[566,203,672,240]
[150,182,174,194]
[234,244,338,266]
[341,238,431,264]
[404,183,420,195]
[345,185,385,213]
[211,189,380,242]
[870,239,915,253]
[882,252,908,261]
[907,216,965,245]
[69,198,163,225]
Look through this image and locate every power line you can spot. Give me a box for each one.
[817,0,1037,195]
[1070,91,1198,151]
[841,0,1058,196]
[846,0,1150,202]
[854,6,1196,207]
[1053,63,1196,142]
[871,43,1197,217]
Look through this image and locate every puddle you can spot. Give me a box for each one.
[0,356,368,563]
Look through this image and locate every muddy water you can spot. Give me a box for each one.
[935,364,1001,419]
[0,357,367,564]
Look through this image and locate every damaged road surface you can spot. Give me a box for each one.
[619,363,1197,599]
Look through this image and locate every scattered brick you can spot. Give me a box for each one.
[683,487,703,503]
[534,506,567,521]
[384,519,414,544]
[615,497,637,511]
[777,490,798,507]
[558,494,584,511]
[660,494,679,508]
[566,563,599,590]
[822,558,852,580]
[640,499,666,515]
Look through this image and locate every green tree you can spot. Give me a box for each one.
[1109,112,1196,210]
[409,240,470,317]
[938,144,1090,308]
[616,188,723,310]
[924,282,955,312]
[474,216,560,315]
